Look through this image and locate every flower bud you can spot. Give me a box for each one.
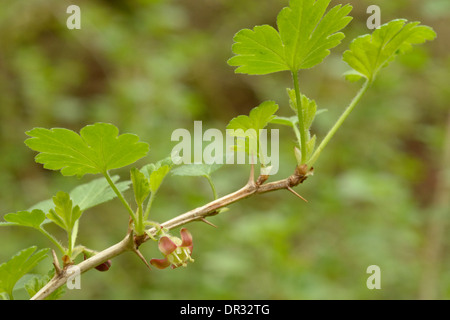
[83,252,112,272]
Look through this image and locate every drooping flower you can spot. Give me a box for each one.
[150,228,194,269]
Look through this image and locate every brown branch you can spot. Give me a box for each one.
[141,164,311,243]
[31,232,135,300]
[31,165,311,300]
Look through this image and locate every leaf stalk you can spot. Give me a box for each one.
[103,171,137,223]
[307,80,371,168]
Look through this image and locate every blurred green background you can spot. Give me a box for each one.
[0,0,449,299]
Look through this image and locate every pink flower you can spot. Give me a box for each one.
[150,228,194,269]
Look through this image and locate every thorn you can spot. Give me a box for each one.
[200,217,218,228]
[287,186,308,202]
[133,248,152,270]
[51,249,62,275]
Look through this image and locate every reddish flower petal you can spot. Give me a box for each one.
[150,258,171,269]
[180,228,193,248]
[158,236,177,255]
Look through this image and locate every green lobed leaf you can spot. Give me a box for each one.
[278,0,352,70]
[3,209,46,229]
[0,247,49,299]
[227,25,289,75]
[46,191,82,232]
[343,19,436,82]
[25,122,149,178]
[228,0,352,75]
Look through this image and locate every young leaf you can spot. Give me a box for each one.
[149,165,171,194]
[2,209,46,229]
[171,163,223,178]
[1,210,65,254]
[227,101,279,133]
[287,89,317,130]
[228,0,352,74]
[343,19,436,82]
[0,247,49,299]
[227,101,278,158]
[141,157,173,194]
[227,100,278,157]
[130,167,150,206]
[302,95,317,131]
[25,123,149,177]
[46,191,82,232]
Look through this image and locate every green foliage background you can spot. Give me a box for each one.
[0,0,448,299]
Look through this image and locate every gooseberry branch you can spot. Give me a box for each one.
[31,164,311,300]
